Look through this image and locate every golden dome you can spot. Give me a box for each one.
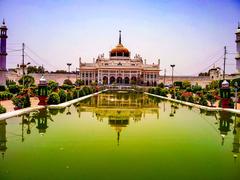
[110,30,130,57]
[111,43,129,54]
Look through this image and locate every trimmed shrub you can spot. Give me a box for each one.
[58,89,67,103]
[0,85,6,91]
[192,85,202,93]
[186,87,192,92]
[158,83,164,88]
[6,79,16,86]
[61,84,73,90]
[12,93,31,108]
[23,95,31,108]
[79,89,85,97]
[176,95,181,100]
[0,104,6,114]
[0,91,13,100]
[66,91,73,101]
[73,89,83,99]
[8,84,21,94]
[148,88,155,94]
[82,86,92,95]
[63,79,73,85]
[160,89,168,97]
[188,96,194,103]
[75,79,84,86]
[48,80,58,91]
[47,92,60,105]
[174,81,183,88]
[199,97,208,106]
[180,95,186,101]
[154,87,161,95]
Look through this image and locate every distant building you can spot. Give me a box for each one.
[208,65,221,80]
[79,31,160,86]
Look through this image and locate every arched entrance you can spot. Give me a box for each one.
[110,76,115,84]
[117,77,123,84]
[103,76,108,85]
[124,77,129,84]
[131,76,137,84]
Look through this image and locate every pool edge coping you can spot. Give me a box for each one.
[145,92,240,114]
[0,89,107,121]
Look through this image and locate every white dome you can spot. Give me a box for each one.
[39,75,47,84]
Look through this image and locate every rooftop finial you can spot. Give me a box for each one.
[119,30,122,44]
[238,22,240,29]
[2,18,5,25]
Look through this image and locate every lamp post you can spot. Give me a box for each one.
[234,82,239,109]
[170,64,175,99]
[20,62,30,88]
[67,63,72,73]
[170,64,175,87]
[67,63,72,80]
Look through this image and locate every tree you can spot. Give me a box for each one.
[37,66,44,74]
[27,66,38,74]
[18,75,35,87]
[198,72,209,76]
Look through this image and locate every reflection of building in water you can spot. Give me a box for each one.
[233,115,240,158]
[218,111,233,146]
[0,120,7,159]
[76,93,159,145]
[33,109,53,135]
[109,119,129,146]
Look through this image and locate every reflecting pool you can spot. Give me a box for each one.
[0,92,239,180]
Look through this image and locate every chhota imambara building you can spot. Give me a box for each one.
[79,31,160,86]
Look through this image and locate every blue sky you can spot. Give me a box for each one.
[0,0,239,75]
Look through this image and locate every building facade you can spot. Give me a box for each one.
[79,31,160,86]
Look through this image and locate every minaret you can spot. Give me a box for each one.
[0,19,8,71]
[119,30,122,44]
[235,22,240,72]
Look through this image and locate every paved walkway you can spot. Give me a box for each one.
[0,97,39,112]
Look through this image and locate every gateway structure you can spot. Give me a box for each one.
[79,31,160,86]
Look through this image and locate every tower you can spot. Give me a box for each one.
[0,120,7,159]
[236,22,240,72]
[0,19,8,71]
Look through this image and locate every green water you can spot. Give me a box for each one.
[0,92,239,180]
